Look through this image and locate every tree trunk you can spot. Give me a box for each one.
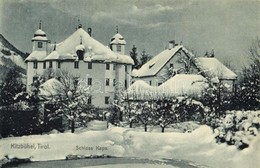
[130,121,133,128]
[71,119,75,133]
[144,124,147,132]
[161,127,165,133]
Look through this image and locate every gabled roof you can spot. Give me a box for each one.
[127,74,208,100]
[133,45,184,77]
[194,57,237,80]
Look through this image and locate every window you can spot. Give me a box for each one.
[58,61,61,68]
[113,64,116,70]
[106,63,110,70]
[125,80,127,89]
[88,78,92,85]
[113,79,116,86]
[38,42,43,48]
[125,65,127,72]
[88,62,92,69]
[87,97,92,104]
[33,76,38,82]
[105,78,110,86]
[170,63,174,68]
[49,61,53,68]
[105,96,110,104]
[43,62,46,69]
[117,45,121,52]
[74,61,79,69]
[33,61,37,69]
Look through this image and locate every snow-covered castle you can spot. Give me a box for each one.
[25,23,133,108]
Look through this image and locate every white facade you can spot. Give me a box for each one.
[26,25,133,108]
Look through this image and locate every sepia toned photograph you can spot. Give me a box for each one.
[0,0,259,167]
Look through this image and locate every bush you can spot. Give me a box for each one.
[1,109,43,137]
[211,110,260,150]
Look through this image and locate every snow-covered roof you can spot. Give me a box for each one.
[159,74,208,98]
[127,80,157,100]
[25,50,47,61]
[127,74,208,100]
[110,33,126,45]
[34,29,46,37]
[133,45,183,77]
[39,78,62,96]
[44,28,133,64]
[32,36,48,41]
[194,57,237,80]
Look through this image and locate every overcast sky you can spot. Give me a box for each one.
[0,0,259,69]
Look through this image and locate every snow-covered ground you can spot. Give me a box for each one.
[0,120,259,168]
[84,164,177,168]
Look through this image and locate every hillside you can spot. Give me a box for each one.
[0,34,27,80]
[0,34,27,69]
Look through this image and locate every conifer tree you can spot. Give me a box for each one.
[130,45,139,69]
[139,49,150,68]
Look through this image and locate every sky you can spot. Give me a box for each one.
[0,0,259,70]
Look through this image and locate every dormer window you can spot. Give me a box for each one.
[149,63,155,69]
[38,42,43,48]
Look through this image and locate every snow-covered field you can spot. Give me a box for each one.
[0,120,259,168]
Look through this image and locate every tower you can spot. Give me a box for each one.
[110,26,126,55]
[31,21,49,52]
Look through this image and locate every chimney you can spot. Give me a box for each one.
[78,24,82,29]
[88,27,92,36]
[168,40,175,49]
[210,49,215,57]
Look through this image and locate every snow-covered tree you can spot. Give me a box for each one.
[237,37,260,110]
[153,99,177,133]
[129,101,154,132]
[0,66,25,109]
[44,70,94,133]
[0,66,43,137]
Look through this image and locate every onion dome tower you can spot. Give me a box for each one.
[31,20,49,52]
[110,26,126,55]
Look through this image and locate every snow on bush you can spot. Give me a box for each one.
[213,110,260,150]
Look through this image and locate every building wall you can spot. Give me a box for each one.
[27,60,132,108]
[26,61,46,91]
